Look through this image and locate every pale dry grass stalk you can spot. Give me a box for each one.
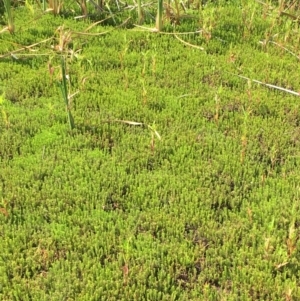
[1,0,15,34]
[228,72,300,96]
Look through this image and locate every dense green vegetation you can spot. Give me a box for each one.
[1,0,300,299]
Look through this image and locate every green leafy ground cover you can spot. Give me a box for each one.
[0,0,300,300]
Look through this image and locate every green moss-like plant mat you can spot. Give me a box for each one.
[1,0,300,299]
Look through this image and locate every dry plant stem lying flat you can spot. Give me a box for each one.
[133,24,202,34]
[0,17,131,59]
[174,34,204,51]
[259,39,300,60]
[133,25,205,50]
[104,119,161,140]
[228,72,300,96]
[0,37,54,59]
